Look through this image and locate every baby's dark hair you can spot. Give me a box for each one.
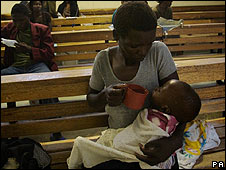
[113,1,157,38]
[180,82,201,121]
[11,3,30,17]
[171,80,201,122]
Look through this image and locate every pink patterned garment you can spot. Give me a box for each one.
[147,109,178,135]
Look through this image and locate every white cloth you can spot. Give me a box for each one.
[67,109,174,169]
[113,109,170,155]
[157,17,183,35]
[67,112,221,169]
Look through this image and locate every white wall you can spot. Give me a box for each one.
[1,1,225,14]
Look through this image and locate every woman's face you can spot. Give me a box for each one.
[32,1,42,11]
[118,29,156,64]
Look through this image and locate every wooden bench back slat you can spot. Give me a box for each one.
[51,29,114,43]
[173,11,225,20]
[164,35,225,44]
[1,113,109,138]
[172,5,225,12]
[54,52,97,61]
[52,24,111,32]
[165,23,225,35]
[168,43,225,52]
[183,18,225,24]
[195,84,225,100]
[1,100,102,122]
[51,15,112,25]
[54,42,117,53]
[199,98,225,114]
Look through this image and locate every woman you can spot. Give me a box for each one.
[87,2,184,168]
[29,1,52,31]
[57,1,80,18]
[152,1,173,19]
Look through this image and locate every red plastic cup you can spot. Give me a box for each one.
[123,84,149,110]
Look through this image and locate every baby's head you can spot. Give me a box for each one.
[150,79,201,123]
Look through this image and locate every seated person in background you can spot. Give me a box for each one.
[152,1,173,19]
[67,79,201,169]
[42,1,58,18]
[57,1,80,18]
[29,1,52,31]
[1,3,64,141]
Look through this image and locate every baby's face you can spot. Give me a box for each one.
[150,80,185,118]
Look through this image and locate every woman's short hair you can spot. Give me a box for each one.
[113,2,157,38]
[11,3,30,17]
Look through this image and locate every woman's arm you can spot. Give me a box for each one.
[159,71,179,86]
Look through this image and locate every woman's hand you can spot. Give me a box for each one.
[105,84,127,107]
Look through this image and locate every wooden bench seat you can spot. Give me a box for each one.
[1,57,225,169]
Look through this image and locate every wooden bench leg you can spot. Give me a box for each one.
[6,102,19,140]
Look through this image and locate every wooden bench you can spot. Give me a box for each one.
[1,8,225,31]
[78,5,225,15]
[1,56,225,169]
[0,27,161,69]
[1,5,224,20]
[43,22,226,69]
[162,23,225,59]
[1,23,224,69]
[50,27,163,70]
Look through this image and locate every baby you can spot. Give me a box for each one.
[98,79,201,168]
[67,79,202,169]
